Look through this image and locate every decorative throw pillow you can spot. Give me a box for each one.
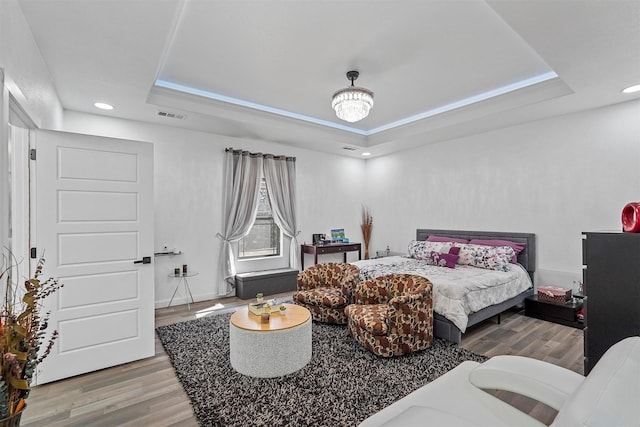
[457,244,515,272]
[469,239,525,264]
[408,240,448,259]
[426,235,469,244]
[424,250,459,268]
[448,246,461,256]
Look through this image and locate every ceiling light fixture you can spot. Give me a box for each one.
[94,102,114,110]
[622,84,640,94]
[331,71,374,123]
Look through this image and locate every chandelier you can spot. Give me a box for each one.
[331,71,374,123]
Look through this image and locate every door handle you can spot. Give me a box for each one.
[134,256,152,264]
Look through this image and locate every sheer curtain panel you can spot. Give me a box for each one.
[217,149,263,296]
[264,155,299,270]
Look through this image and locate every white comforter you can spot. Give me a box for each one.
[351,256,532,332]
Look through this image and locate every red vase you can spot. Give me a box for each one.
[621,202,640,233]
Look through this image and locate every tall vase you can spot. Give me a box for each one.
[0,405,26,427]
[361,223,372,260]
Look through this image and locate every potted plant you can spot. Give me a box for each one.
[0,253,62,424]
[279,304,287,314]
[256,293,264,303]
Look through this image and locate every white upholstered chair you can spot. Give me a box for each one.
[359,336,640,427]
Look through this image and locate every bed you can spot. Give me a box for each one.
[351,229,535,344]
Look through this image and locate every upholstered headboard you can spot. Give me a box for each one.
[416,229,536,281]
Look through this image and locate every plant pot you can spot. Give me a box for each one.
[0,404,26,427]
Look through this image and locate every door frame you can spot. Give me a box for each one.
[1,69,9,251]
[2,68,39,273]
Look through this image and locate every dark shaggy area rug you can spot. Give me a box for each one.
[156,312,487,427]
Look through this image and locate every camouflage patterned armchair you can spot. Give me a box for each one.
[344,274,433,357]
[292,262,360,324]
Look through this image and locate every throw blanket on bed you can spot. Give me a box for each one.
[352,256,532,332]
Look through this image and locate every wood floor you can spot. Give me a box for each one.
[22,293,583,426]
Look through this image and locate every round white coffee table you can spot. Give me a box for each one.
[230,303,311,378]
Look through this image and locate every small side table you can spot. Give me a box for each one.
[524,295,584,329]
[168,271,197,310]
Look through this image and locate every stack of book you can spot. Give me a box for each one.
[248,300,276,315]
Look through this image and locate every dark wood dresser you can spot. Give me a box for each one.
[582,231,640,374]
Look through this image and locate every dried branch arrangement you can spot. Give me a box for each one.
[0,253,62,418]
[361,206,373,259]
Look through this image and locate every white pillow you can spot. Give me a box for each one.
[407,240,454,259]
[457,244,515,272]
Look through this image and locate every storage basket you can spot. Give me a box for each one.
[537,286,572,304]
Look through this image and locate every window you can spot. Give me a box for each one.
[238,179,281,259]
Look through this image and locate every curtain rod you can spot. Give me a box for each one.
[225,147,296,161]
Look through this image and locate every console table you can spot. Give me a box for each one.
[301,243,361,269]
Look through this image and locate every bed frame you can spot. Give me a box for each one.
[416,229,536,344]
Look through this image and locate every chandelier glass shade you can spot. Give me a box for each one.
[331,71,374,123]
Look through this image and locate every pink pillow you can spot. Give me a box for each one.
[448,246,461,255]
[468,239,525,264]
[427,235,469,244]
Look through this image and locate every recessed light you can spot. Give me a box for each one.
[362,152,371,156]
[622,84,640,94]
[94,102,114,110]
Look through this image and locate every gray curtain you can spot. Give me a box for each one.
[263,155,299,270]
[217,149,263,296]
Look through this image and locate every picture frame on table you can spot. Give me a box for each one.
[331,228,345,242]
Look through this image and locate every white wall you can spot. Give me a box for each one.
[0,0,63,130]
[365,100,640,290]
[43,99,640,304]
[63,111,367,307]
[67,100,640,305]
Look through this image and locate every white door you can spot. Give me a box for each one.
[33,129,154,384]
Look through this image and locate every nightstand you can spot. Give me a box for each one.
[524,295,584,329]
[373,250,404,259]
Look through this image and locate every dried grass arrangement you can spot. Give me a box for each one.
[0,253,62,421]
[361,206,373,259]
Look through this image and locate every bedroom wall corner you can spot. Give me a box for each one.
[363,99,640,289]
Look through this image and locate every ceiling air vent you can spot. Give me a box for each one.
[342,146,357,151]
[157,111,186,120]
